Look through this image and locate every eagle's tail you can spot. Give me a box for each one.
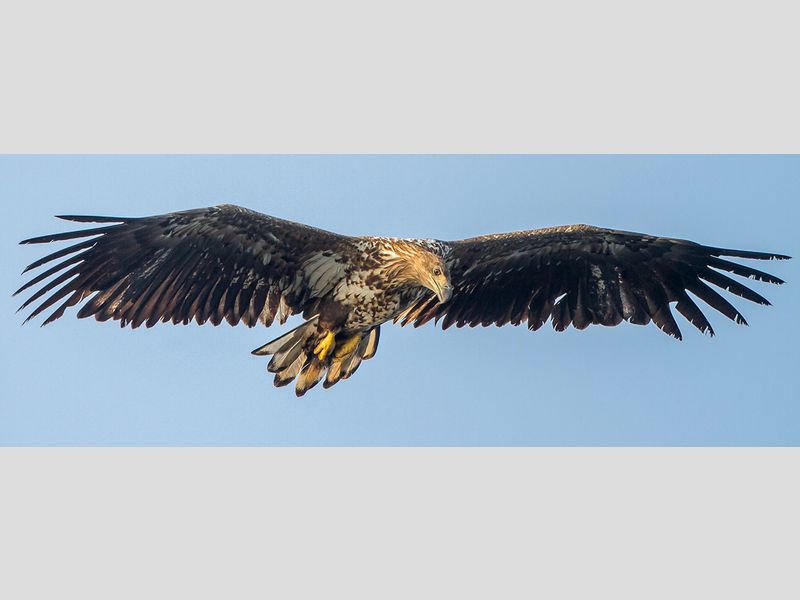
[251,319,381,396]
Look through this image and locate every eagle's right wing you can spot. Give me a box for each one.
[400,225,789,339]
[16,204,354,328]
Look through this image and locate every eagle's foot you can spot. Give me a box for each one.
[333,333,361,359]
[313,331,336,361]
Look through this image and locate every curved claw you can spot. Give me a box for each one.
[312,331,336,361]
[333,333,361,359]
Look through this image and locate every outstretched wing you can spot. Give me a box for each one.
[399,225,789,339]
[16,204,354,328]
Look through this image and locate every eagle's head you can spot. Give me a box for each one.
[383,241,453,304]
[415,251,453,304]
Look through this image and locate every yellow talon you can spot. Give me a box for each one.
[334,334,361,359]
[313,331,336,361]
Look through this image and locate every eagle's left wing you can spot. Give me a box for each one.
[15,205,354,329]
[399,225,789,339]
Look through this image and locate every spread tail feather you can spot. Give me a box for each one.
[251,316,320,357]
[252,321,381,396]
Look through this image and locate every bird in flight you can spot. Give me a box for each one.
[16,204,789,396]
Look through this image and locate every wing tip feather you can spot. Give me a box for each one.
[709,246,791,261]
[55,215,127,223]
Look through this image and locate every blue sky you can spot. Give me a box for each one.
[1,155,797,445]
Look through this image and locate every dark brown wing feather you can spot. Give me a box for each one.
[16,204,354,328]
[403,225,789,339]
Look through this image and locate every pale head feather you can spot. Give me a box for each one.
[380,240,451,297]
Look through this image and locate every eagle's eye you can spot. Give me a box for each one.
[433,267,442,277]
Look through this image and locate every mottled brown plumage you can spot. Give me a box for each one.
[16,204,789,395]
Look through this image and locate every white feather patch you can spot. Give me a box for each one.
[302,252,347,298]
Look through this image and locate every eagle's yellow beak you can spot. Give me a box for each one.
[433,281,453,304]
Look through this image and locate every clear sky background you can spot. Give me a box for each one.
[1,155,797,446]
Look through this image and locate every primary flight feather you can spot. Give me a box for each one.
[16,204,789,396]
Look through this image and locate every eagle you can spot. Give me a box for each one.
[16,204,789,396]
